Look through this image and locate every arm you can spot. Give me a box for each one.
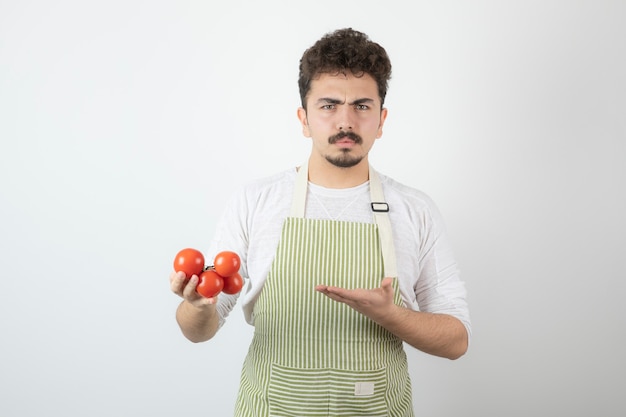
[170,271,220,343]
[316,277,469,360]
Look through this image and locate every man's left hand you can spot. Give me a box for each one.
[315,277,397,322]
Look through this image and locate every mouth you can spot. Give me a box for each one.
[329,132,362,147]
[335,137,356,146]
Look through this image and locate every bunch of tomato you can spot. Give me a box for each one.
[173,248,243,298]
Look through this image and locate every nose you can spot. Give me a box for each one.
[336,106,353,130]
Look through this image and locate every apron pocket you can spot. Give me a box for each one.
[267,363,389,417]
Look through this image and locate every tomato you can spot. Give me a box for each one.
[213,251,241,277]
[222,272,243,295]
[173,248,205,278]
[197,270,224,298]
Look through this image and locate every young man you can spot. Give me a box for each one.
[170,28,471,416]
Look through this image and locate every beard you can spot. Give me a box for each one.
[325,131,364,168]
[325,152,363,168]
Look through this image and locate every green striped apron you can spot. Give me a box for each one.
[234,162,414,416]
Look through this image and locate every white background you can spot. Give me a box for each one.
[1,1,625,416]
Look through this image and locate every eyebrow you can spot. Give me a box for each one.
[315,97,375,106]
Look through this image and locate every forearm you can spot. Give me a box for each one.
[375,306,468,360]
[176,300,220,343]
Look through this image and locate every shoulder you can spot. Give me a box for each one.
[240,167,296,199]
[377,171,438,212]
[375,170,450,233]
[244,167,296,191]
[226,167,296,212]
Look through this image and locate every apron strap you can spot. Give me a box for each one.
[291,161,398,278]
[369,165,398,278]
[290,161,309,218]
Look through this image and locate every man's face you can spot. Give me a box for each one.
[298,72,387,169]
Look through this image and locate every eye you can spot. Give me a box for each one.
[355,104,370,111]
[321,104,335,110]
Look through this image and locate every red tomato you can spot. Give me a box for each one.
[222,272,243,295]
[197,270,224,298]
[173,248,205,278]
[213,251,241,277]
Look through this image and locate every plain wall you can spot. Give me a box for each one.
[1,1,624,416]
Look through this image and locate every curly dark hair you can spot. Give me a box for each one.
[298,28,392,109]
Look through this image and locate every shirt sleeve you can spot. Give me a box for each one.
[414,197,472,343]
[205,187,249,329]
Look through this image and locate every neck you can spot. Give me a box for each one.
[306,156,369,189]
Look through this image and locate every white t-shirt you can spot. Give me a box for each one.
[208,166,471,340]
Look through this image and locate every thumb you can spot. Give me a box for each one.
[381,277,394,291]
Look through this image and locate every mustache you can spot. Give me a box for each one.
[328,131,363,144]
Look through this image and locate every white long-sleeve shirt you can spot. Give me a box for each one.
[207,166,471,341]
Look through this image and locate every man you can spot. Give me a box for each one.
[170,27,470,416]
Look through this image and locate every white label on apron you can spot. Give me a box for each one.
[354,381,375,396]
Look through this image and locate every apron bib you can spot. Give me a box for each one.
[234,163,414,417]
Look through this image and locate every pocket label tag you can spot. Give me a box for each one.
[354,381,375,396]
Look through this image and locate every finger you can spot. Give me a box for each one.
[321,286,353,301]
[380,278,396,304]
[315,284,329,294]
[381,277,394,290]
[182,275,200,299]
[320,291,349,304]
[170,271,186,294]
[169,270,184,283]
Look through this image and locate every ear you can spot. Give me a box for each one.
[297,107,311,137]
[376,107,388,139]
